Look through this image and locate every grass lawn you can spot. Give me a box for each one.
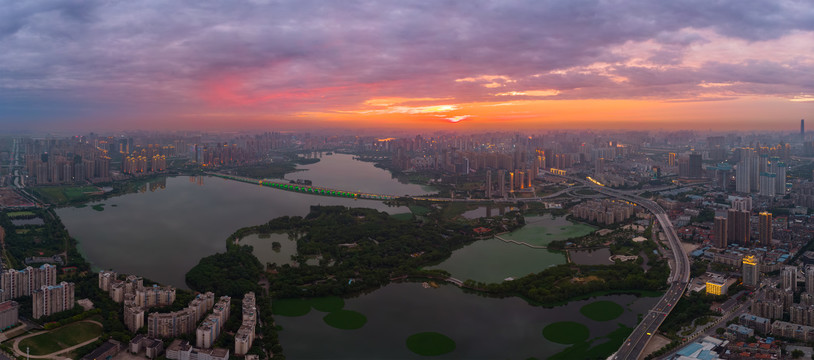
[580,301,624,321]
[543,321,590,345]
[6,211,35,218]
[323,310,367,330]
[408,205,431,216]
[406,332,456,356]
[18,321,102,356]
[32,186,100,204]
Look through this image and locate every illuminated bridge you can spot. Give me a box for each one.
[209,173,448,201]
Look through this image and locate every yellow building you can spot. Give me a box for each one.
[706,275,729,295]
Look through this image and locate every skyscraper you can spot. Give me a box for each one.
[775,162,786,195]
[759,172,777,197]
[714,216,727,248]
[485,170,492,198]
[689,153,702,179]
[759,212,772,247]
[727,209,751,246]
[742,255,760,287]
[783,266,797,292]
[803,119,806,141]
[668,152,676,167]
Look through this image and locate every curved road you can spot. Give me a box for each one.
[553,177,690,360]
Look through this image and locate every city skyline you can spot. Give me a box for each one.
[0,0,812,132]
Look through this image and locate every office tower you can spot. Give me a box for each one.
[509,171,515,192]
[758,212,772,247]
[668,152,676,167]
[714,217,727,248]
[727,209,751,246]
[803,119,806,141]
[742,255,760,287]
[486,170,492,198]
[596,157,604,174]
[783,266,797,292]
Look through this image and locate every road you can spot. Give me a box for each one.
[566,181,690,360]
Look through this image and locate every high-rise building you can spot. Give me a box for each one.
[235,292,257,355]
[742,255,760,287]
[498,169,505,197]
[668,152,676,167]
[32,282,75,319]
[689,153,703,179]
[759,172,777,197]
[727,209,751,246]
[783,266,798,292]
[807,265,814,294]
[803,119,806,141]
[714,217,727,248]
[775,162,786,195]
[759,212,772,246]
[485,170,492,198]
[0,301,18,331]
[736,162,750,193]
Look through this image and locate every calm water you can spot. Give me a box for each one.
[57,155,424,288]
[276,282,659,359]
[570,248,614,265]
[427,215,596,283]
[284,153,434,195]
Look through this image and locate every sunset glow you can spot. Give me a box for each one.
[0,0,811,131]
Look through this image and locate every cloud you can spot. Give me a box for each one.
[0,0,812,128]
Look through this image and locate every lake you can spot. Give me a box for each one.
[275,282,659,359]
[426,215,596,283]
[57,154,427,288]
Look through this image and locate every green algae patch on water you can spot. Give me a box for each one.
[406,332,456,356]
[543,321,590,344]
[323,310,367,330]
[580,300,624,321]
[272,298,312,317]
[310,296,345,312]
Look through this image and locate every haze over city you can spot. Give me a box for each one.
[0,0,813,132]
[6,2,814,360]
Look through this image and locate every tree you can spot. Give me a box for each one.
[715,327,725,335]
[792,349,804,358]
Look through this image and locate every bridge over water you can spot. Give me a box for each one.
[208,172,453,202]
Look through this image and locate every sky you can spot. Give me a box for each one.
[0,0,813,132]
